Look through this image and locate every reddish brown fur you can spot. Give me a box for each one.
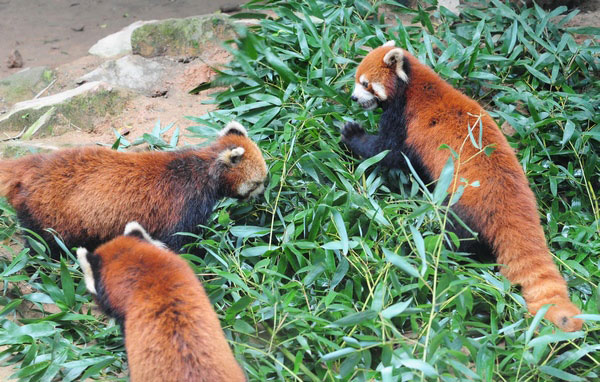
[353,45,582,331]
[0,130,266,253]
[86,235,246,382]
[355,47,399,101]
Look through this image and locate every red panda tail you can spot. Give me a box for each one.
[0,160,14,198]
[488,195,583,331]
[0,157,28,199]
[496,234,583,332]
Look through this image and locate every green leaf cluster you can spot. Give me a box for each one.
[0,0,598,381]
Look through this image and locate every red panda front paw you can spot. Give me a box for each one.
[341,122,365,143]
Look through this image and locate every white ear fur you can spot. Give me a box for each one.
[77,247,97,295]
[383,40,396,47]
[383,48,409,83]
[218,146,245,165]
[124,221,167,248]
[219,121,248,137]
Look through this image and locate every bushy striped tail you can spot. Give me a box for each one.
[489,193,583,331]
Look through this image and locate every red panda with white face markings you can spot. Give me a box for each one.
[77,222,246,382]
[341,41,583,332]
[0,121,267,255]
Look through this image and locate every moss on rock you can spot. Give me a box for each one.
[0,67,55,109]
[131,14,237,58]
[0,88,130,138]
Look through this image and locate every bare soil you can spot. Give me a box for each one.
[0,0,241,79]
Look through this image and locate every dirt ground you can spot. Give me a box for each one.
[2,0,597,81]
[0,0,241,79]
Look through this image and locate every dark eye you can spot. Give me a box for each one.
[362,81,369,88]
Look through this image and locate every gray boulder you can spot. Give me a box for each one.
[89,20,157,58]
[78,55,173,96]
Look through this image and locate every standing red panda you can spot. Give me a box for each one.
[77,222,246,382]
[341,41,582,331]
[0,121,267,255]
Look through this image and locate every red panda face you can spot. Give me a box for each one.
[215,122,268,200]
[351,41,409,110]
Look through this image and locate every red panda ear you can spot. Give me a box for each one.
[124,222,167,248]
[219,121,248,137]
[218,147,245,166]
[77,247,97,295]
[383,48,409,83]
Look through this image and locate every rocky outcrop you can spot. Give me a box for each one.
[0,13,238,157]
[0,67,55,112]
[0,82,130,138]
[89,20,157,58]
[131,14,237,58]
[77,55,174,96]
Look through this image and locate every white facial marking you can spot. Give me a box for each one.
[77,247,97,295]
[248,183,265,199]
[124,221,167,248]
[352,83,372,99]
[371,82,387,101]
[352,83,378,110]
[219,120,248,137]
[237,176,266,200]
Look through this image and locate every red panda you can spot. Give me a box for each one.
[0,121,267,255]
[77,222,246,382]
[342,41,583,332]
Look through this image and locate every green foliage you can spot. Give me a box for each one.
[0,0,598,381]
[109,120,180,151]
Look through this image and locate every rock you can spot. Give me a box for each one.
[0,81,131,139]
[521,0,583,8]
[131,14,237,59]
[89,20,156,58]
[439,0,460,15]
[0,141,59,159]
[501,120,517,137]
[77,55,174,96]
[6,49,23,69]
[397,0,460,14]
[0,66,55,109]
[220,4,241,13]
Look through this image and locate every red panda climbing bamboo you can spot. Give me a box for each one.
[341,41,582,331]
[77,222,246,382]
[0,121,267,255]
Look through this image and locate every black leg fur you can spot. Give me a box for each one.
[342,57,495,260]
[341,59,414,170]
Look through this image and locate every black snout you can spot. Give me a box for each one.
[350,95,358,102]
